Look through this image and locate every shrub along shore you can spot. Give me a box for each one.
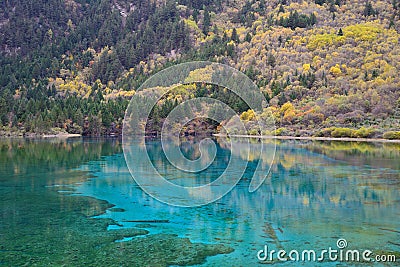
[214,133,400,143]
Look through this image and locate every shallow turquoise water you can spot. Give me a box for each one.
[73,138,400,266]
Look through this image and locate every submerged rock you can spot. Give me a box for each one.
[108,207,126,212]
[110,234,234,266]
[108,228,149,240]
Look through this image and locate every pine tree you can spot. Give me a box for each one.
[203,8,211,35]
[278,4,285,13]
[231,28,239,43]
[193,9,199,22]
[389,19,395,29]
[245,32,252,42]
[267,54,276,67]
[363,2,376,17]
[310,13,317,26]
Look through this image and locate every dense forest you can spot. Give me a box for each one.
[0,0,399,138]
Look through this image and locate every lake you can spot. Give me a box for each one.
[1,138,399,266]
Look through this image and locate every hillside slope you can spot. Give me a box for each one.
[0,0,399,137]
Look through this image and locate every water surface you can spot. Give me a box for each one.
[1,138,399,266]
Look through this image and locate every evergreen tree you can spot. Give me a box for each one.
[278,4,285,13]
[245,32,252,42]
[203,8,211,35]
[193,9,199,22]
[231,28,239,43]
[363,2,376,16]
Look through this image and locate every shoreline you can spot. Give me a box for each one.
[1,131,400,143]
[42,133,82,138]
[0,129,83,138]
[213,134,400,143]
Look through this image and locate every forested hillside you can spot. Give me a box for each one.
[0,0,399,138]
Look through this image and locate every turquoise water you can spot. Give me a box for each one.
[75,138,400,266]
[1,138,399,266]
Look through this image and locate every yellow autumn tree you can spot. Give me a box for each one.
[303,63,311,72]
[240,109,256,121]
[330,64,342,76]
